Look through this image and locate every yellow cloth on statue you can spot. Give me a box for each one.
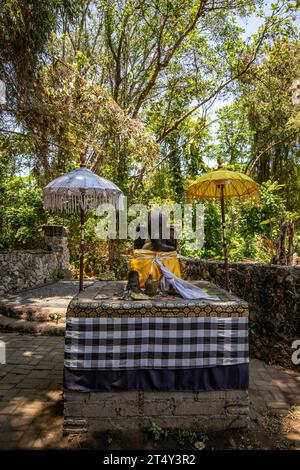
[130,249,181,288]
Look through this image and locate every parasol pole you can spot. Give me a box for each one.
[79,159,85,292]
[220,184,229,291]
[79,198,85,292]
[43,163,123,294]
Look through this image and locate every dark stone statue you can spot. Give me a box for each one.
[127,270,141,293]
[134,211,177,252]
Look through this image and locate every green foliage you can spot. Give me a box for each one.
[176,429,197,446]
[146,422,169,441]
[0,0,63,80]
[0,1,299,270]
[0,176,46,250]
[176,429,209,448]
[49,312,62,324]
[181,180,299,263]
[261,409,282,435]
[238,181,284,238]
[241,39,300,211]
[228,181,299,262]
[53,267,65,280]
[1,0,288,192]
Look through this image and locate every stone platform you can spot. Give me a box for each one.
[64,389,249,434]
[65,280,249,318]
[63,280,250,435]
[0,280,95,335]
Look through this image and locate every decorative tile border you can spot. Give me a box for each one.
[66,281,249,318]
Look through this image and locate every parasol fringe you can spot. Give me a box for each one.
[43,190,121,213]
[43,167,123,213]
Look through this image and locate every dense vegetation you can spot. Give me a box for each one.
[1,0,300,275]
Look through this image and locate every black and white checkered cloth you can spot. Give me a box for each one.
[65,317,248,370]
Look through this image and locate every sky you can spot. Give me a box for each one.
[240,2,272,37]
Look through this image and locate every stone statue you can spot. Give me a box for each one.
[134,211,177,252]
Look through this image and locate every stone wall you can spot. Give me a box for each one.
[63,389,249,435]
[181,258,300,365]
[0,226,70,295]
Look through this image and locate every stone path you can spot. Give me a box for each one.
[0,281,94,335]
[0,332,299,449]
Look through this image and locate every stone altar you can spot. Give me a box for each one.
[63,281,249,435]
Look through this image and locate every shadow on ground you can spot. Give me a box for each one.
[0,333,299,450]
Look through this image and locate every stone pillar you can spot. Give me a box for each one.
[43,225,70,270]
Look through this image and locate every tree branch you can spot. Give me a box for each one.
[130,17,272,193]
[132,0,208,117]
[157,18,269,142]
[245,131,300,175]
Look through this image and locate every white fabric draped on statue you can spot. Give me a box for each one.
[155,257,219,300]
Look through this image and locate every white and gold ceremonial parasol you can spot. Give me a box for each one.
[43,164,123,291]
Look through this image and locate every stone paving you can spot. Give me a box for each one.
[0,281,94,335]
[0,280,95,319]
[0,332,299,449]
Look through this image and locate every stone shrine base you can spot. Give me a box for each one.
[63,389,249,435]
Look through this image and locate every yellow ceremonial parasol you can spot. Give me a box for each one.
[185,159,260,290]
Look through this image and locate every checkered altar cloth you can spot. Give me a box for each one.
[65,316,249,370]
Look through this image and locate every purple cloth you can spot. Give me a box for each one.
[64,363,249,392]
